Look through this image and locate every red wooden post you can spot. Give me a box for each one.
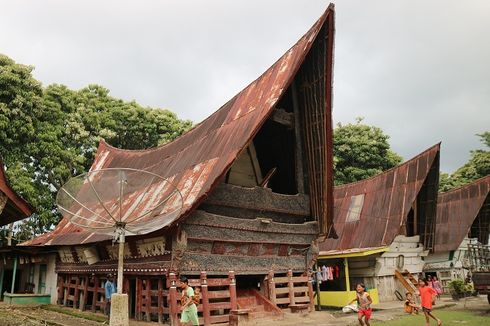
[158,278,164,324]
[73,276,80,309]
[57,276,64,305]
[287,269,295,306]
[229,271,237,311]
[80,276,89,311]
[64,275,70,306]
[200,271,210,326]
[136,277,142,320]
[268,270,276,304]
[169,272,179,326]
[146,278,152,321]
[307,271,314,311]
[91,276,98,313]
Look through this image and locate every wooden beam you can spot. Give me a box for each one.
[291,81,305,194]
[271,108,294,128]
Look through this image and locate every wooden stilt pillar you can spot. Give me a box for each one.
[169,273,178,326]
[91,276,98,313]
[307,270,315,312]
[229,271,237,311]
[268,270,276,304]
[80,276,89,311]
[157,278,163,324]
[10,255,17,293]
[200,271,210,326]
[136,277,142,320]
[73,276,80,309]
[146,278,151,321]
[287,269,295,306]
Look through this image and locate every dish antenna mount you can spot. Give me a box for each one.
[56,168,183,293]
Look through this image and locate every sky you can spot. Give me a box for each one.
[1,0,489,173]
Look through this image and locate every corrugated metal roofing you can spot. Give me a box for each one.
[319,144,440,255]
[0,158,33,226]
[433,175,490,252]
[22,4,336,246]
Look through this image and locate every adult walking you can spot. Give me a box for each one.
[104,274,117,317]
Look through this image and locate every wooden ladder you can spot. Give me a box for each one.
[394,270,418,295]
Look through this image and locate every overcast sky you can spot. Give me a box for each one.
[1,0,489,173]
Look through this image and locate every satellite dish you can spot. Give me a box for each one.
[56,168,183,295]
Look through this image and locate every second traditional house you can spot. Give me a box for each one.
[317,144,440,306]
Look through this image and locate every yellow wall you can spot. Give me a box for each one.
[319,289,379,308]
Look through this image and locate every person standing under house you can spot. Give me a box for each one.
[179,276,199,326]
[418,278,442,326]
[104,274,117,317]
[348,283,373,326]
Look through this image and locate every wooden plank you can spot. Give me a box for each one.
[292,276,308,283]
[208,302,232,310]
[207,290,230,299]
[275,287,289,294]
[294,296,310,303]
[274,277,289,283]
[206,278,230,287]
[275,297,290,304]
[293,286,309,293]
[209,314,229,324]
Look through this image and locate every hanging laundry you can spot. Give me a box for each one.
[321,265,328,281]
[334,265,340,278]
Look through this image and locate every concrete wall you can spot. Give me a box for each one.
[375,235,428,302]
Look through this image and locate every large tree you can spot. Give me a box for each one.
[439,132,490,192]
[0,54,192,236]
[333,118,403,185]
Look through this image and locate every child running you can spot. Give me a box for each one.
[418,278,442,326]
[348,283,373,326]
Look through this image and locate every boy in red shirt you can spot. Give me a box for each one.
[418,278,442,326]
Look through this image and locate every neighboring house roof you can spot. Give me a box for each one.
[433,175,490,252]
[319,144,440,255]
[22,4,336,246]
[0,159,34,226]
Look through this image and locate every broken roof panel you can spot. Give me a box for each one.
[22,4,336,246]
[434,175,490,252]
[319,144,440,255]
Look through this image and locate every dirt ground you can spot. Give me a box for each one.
[0,296,488,326]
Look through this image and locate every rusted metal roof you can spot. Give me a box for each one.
[433,175,490,252]
[0,159,33,226]
[319,144,440,255]
[22,4,336,246]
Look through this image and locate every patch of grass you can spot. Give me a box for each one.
[378,309,490,325]
[42,305,108,323]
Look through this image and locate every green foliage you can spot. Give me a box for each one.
[439,132,490,192]
[0,54,192,238]
[333,117,403,185]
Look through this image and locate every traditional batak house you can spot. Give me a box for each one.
[424,175,490,292]
[21,5,336,324]
[317,144,440,305]
[0,159,41,302]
